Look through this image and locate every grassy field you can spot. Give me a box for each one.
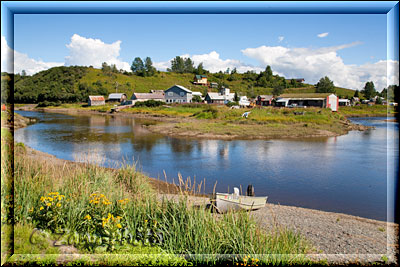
[120,104,360,139]
[78,69,357,99]
[338,104,393,117]
[1,118,316,265]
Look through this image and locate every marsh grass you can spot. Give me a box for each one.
[7,142,314,265]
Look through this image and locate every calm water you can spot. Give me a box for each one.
[14,110,398,221]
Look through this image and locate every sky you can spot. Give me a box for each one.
[2,13,399,91]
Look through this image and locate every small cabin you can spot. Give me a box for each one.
[108,93,127,102]
[193,75,208,85]
[88,96,105,106]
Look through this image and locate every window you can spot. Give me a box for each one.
[180,92,185,97]
[168,92,173,96]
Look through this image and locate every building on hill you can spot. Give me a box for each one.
[277,93,338,111]
[205,87,235,104]
[88,96,105,106]
[131,92,165,102]
[256,95,274,106]
[285,78,305,83]
[108,93,127,102]
[209,82,218,88]
[193,75,208,85]
[164,85,193,103]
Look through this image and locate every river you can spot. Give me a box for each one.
[14,110,398,221]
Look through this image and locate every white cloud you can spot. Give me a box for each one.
[65,34,131,71]
[1,36,63,75]
[317,32,329,38]
[278,36,284,42]
[154,51,263,74]
[242,43,399,91]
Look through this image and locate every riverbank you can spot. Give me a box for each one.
[15,104,379,140]
[11,140,400,265]
[4,112,399,265]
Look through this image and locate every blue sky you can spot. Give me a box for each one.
[13,14,387,65]
[1,11,398,91]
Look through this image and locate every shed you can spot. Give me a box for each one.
[256,95,274,106]
[88,96,105,106]
[108,93,127,102]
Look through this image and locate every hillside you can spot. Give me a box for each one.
[12,66,357,104]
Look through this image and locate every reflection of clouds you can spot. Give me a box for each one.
[201,140,219,161]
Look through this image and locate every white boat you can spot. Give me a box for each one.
[211,187,268,213]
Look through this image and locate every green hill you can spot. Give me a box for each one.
[12,66,357,104]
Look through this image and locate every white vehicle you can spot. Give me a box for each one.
[238,96,250,107]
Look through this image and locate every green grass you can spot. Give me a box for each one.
[1,139,316,265]
[339,104,392,117]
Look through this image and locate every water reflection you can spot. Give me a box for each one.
[14,111,398,221]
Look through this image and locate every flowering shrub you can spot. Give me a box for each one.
[29,192,67,233]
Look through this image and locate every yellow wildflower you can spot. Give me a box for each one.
[46,203,51,207]
[84,215,91,220]
[29,208,34,212]
[40,197,45,202]
[56,203,61,207]
[116,223,122,229]
[39,207,44,210]
[48,197,53,202]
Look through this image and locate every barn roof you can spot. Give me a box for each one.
[108,93,127,99]
[89,96,105,101]
[132,92,164,99]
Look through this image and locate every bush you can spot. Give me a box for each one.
[134,100,165,108]
[37,101,61,107]
[226,101,239,107]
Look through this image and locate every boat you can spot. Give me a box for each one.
[210,186,268,213]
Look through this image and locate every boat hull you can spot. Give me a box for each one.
[212,193,267,213]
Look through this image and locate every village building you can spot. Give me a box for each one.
[131,92,165,102]
[339,99,351,106]
[205,88,235,104]
[164,85,193,103]
[108,93,127,102]
[256,95,274,106]
[88,95,105,106]
[209,82,218,89]
[193,75,208,85]
[285,78,305,83]
[276,93,339,111]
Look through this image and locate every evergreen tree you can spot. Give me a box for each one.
[184,58,195,73]
[315,76,335,93]
[195,63,206,75]
[361,81,376,99]
[170,56,185,73]
[144,57,156,76]
[354,90,359,97]
[131,57,145,76]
